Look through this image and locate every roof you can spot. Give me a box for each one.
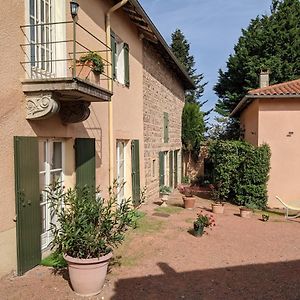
[248,79,300,96]
[117,0,195,90]
[230,78,300,117]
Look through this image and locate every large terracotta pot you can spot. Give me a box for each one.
[183,196,196,209]
[211,203,224,214]
[64,252,112,297]
[240,207,252,218]
[75,62,100,85]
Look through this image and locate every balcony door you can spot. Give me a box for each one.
[28,0,66,79]
[39,139,64,250]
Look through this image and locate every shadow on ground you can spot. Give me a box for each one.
[110,260,300,300]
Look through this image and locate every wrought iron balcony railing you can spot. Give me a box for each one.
[20,20,112,91]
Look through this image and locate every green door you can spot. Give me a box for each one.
[159,151,165,186]
[75,138,96,191]
[174,150,178,187]
[14,136,41,275]
[131,140,141,207]
[169,151,173,188]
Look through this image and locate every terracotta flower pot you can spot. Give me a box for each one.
[240,207,252,218]
[211,203,224,214]
[64,252,112,297]
[75,62,100,85]
[183,196,196,209]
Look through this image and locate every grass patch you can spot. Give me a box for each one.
[41,252,67,268]
[134,215,165,234]
[155,206,183,215]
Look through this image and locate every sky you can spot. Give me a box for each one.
[139,0,272,123]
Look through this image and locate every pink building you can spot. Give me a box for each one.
[231,76,300,208]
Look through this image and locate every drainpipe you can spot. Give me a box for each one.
[105,0,129,186]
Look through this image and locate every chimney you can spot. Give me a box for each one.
[259,70,270,88]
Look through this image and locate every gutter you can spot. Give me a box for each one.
[105,0,129,186]
[230,94,300,117]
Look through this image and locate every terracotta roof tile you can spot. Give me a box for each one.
[248,78,300,96]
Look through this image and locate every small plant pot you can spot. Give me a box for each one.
[64,252,112,297]
[183,196,196,210]
[211,203,224,214]
[160,193,168,207]
[193,223,204,237]
[75,62,100,85]
[262,214,269,222]
[240,207,252,218]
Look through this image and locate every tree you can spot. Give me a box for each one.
[182,103,205,176]
[171,29,207,107]
[214,0,300,118]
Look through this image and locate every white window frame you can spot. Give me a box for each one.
[39,139,65,250]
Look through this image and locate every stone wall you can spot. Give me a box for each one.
[143,40,185,201]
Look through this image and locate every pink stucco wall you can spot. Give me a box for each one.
[241,98,300,208]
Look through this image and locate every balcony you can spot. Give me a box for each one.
[20,21,112,123]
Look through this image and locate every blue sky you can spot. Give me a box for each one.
[139,0,272,122]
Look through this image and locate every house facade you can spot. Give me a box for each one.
[231,76,300,208]
[0,0,193,277]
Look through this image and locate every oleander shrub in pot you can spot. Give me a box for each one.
[47,181,135,296]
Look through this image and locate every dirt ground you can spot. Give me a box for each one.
[1,190,300,300]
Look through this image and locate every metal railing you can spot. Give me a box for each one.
[20,20,112,90]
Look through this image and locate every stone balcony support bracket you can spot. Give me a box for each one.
[26,93,60,120]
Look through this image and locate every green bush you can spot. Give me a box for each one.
[208,141,270,209]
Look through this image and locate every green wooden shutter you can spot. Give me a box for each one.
[14,136,41,275]
[131,140,140,207]
[169,151,173,188]
[123,43,130,87]
[163,112,169,143]
[75,138,95,191]
[174,150,178,188]
[159,151,165,186]
[111,32,117,79]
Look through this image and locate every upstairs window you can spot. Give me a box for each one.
[111,32,130,87]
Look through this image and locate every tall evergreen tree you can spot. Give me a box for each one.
[214,0,300,117]
[171,29,207,107]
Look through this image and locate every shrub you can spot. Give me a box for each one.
[208,141,270,209]
[47,181,135,259]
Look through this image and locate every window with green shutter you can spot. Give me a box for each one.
[163,112,169,143]
[111,31,130,87]
[111,32,117,80]
[123,43,130,87]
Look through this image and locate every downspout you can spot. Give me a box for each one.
[105,0,129,186]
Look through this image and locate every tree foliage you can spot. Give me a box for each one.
[214,0,300,117]
[182,103,205,155]
[171,29,208,107]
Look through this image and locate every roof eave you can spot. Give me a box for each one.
[230,94,300,117]
[128,0,195,90]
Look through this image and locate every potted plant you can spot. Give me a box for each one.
[193,211,216,237]
[210,187,225,214]
[76,51,104,84]
[182,188,196,209]
[262,213,269,222]
[239,203,255,218]
[159,185,172,206]
[47,181,135,297]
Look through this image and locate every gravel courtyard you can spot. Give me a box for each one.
[1,190,300,300]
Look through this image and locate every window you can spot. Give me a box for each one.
[39,139,64,250]
[116,140,126,204]
[163,112,169,143]
[29,0,54,77]
[111,32,130,86]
